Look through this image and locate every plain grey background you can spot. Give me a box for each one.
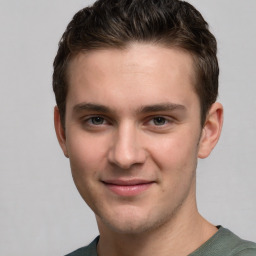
[0,0,255,255]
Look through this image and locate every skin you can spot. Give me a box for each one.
[54,43,223,256]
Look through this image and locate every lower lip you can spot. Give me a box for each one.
[104,183,153,196]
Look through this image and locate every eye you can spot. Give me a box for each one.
[89,116,105,125]
[145,116,175,132]
[81,115,111,131]
[152,117,167,126]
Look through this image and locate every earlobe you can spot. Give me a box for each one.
[198,102,223,159]
[54,106,69,158]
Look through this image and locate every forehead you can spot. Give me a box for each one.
[68,43,196,81]
[66,43,198,111]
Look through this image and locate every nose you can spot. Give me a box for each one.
[108,122,147,169]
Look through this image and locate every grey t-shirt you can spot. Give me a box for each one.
[65,227,256,256]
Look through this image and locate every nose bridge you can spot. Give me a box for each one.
[108,120,145,169]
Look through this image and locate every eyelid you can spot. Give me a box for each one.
[82,115,111,126]
[80,114,176,128]
[147,114,174,121]
[144,115,175,126]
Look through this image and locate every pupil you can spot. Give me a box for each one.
[154,117,166,125]
[92,117,103,125]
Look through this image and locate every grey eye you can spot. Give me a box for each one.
[153,117,166,126]
[91,116,105,125]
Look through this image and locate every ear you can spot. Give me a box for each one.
[198,102,223,159]
[54,106,69,158]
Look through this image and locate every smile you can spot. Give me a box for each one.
[102,179,155,196]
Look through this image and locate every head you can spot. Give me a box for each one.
[53,0,223,236]
[53,0,219,129]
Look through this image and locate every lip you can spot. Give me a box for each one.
[102,179,155,196]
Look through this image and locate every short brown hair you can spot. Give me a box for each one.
[53,0,219,128]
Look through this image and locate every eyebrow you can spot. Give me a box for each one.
[73,103,111,114]
[73,102,186,115]
[137,103,186,114]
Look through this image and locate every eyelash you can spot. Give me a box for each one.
[148,116,169,126]
[82,115,174,129]
[83,116,109,126]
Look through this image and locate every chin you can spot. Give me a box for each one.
[99,218,154,235]
[96,207,171,235]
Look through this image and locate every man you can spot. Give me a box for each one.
[53,0,256,255]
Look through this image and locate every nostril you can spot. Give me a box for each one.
[108,145,147,169]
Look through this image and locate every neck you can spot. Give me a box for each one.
[97,202,217,256]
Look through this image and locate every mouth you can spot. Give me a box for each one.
[102,179,155,196]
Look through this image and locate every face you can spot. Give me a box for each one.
[55,43,220,235]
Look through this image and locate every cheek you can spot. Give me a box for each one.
[67,130,107,167]
[66,131,109,190]
[148,130,200,177]
[66,133,107,209]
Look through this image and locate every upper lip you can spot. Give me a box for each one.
[102,179,154,186]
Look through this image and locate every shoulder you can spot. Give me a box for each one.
[234,248,256,256]
[232,240,256,256]
[65,236,99,256]
[220,228,256,256]
[190,227,256,256]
